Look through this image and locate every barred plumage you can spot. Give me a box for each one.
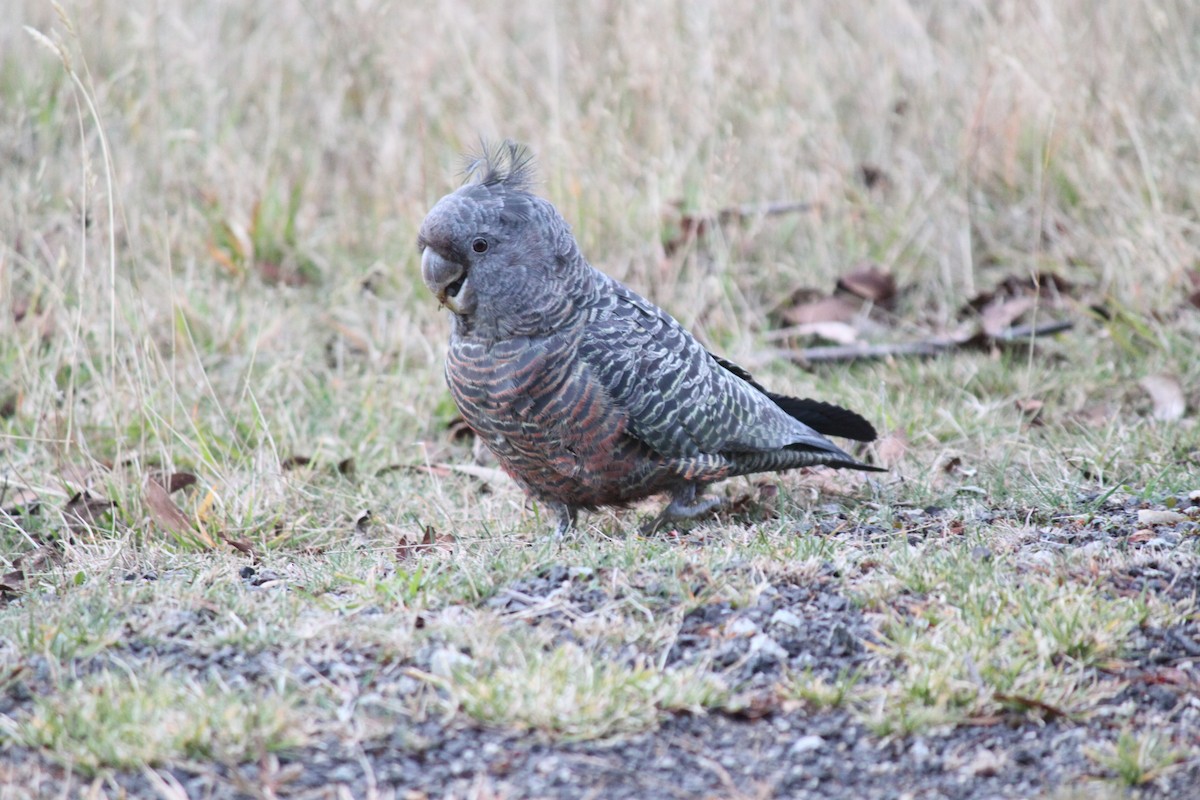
[418,142,883,536]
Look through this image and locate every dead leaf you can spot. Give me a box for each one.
[1139,374,1186,421]
[1072,403,1113,428]
[979,296,1035,338]
[62,492,116,535]
[788,321,859,345]
[874,430,908,469]
[0,391,16,419]
[447,416,475,442]
[168,472,198,493]
[220,533,257,558]
[1015,398,1045,425]
[396,524,449,561]
[0,545,59,597]
[795,468,869,497]
[144,478,198,542]
[967,271,1074,311]
[836,263,896,306]
[281,455,312,470]
[779,295,862,326]
[993,692,1067,719]
[0,569,25,596]
[859,163,891,191]
[147,471,198,494]
[440,463,512,488]
[257,261,311,287]
[1137,509,1189,526]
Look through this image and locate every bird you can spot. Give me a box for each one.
[418,141,884,537]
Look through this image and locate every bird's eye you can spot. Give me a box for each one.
[471,237,489,254]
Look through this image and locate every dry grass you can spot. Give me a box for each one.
[2,0,1200,794]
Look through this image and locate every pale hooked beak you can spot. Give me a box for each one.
[421,248,468,314]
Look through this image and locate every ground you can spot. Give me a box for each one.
[2,1,1200,798]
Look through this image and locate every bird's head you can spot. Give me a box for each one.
[417,141,588,339]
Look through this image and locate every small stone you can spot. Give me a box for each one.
[962,748,1005,777]
[790,734,825,755]
[1145,536,1178,549]
[725,617,760,637]
[750,633,788,663]
[429,648,471,678]
[771,609,803,630]
[909,738,931,763]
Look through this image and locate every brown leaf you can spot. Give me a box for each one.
[979,296,1035,338]
[859,163,891,191]
[220,533,257,558]
[144,478,197,542]
[63,492,116,534]
[281,455,312,470]
[0,569,25,596]
[780,294,863,326]
[993,692,1067,720]
[1015,398,1045,425]
[257,261,311,287]
[1,545,60,596]
[1139,374,1186,421]
[967,271,1075,311]
[146,471,199,494]
[0,391,16,419]
[446,416,475,442]
[836,263,896,306]
[396,524,445,561]
[169,472,198,493]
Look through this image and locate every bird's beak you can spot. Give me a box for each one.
[421,248,469,314]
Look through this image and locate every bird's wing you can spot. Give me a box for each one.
[708,354,877,442]
[578,278,849,459]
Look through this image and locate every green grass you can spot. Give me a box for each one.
[2,0,1200,790]
[2,668,306,776]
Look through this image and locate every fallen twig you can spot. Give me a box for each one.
[770,319,1075,365]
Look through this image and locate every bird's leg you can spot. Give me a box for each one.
[640,483,724,534]
[550,503,577,541]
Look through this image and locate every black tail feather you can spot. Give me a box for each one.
[767,394,878,442]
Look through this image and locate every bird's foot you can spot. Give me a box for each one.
[640,486,724,535]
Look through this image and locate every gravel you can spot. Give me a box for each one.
[2,493,1198,799]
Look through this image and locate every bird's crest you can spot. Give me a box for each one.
[462,139,537,191]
